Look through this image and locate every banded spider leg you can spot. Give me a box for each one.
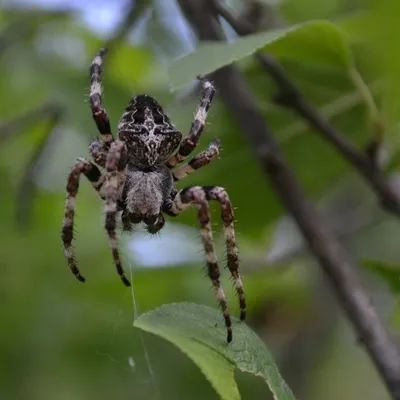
[90,48,114,145]
[172,138,221,182]
[165,185,246,342]
[61,158,106,282]
[104,140,131,286]
[166,76,216,169]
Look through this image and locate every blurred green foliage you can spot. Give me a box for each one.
[0,0,399,399]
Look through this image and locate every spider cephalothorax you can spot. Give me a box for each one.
[118,95,182,168]
[61,48,246,342]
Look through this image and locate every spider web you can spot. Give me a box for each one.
[92,245,160,398]
[128,255,160,400]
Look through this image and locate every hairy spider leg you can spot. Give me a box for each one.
[168,185,245,342]
[62,158,106,282]
[104,140,131,286]
[172,138,221,182]
[89,137,109,168]
[90,48,114,144]
[166,77,215,168]
[203,186,246,321]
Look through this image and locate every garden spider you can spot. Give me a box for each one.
[61,48,245,342]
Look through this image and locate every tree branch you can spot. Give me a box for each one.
[0,103,59,141]
[209,0,400,218]
[0,102,62,227]
[177,0,400,397]
[16,106,62,228]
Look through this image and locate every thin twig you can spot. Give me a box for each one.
[177,0,400,397]
[0,103,57,141]
[16,107,62,228]
[209,0,400,217]
[0,102,63,227]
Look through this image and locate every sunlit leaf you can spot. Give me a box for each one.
[169,20,353,90]
[134,303,295,400]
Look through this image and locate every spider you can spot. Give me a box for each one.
[61,48,246,342]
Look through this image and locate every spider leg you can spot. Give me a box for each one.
[62,158,106,282]
[168,185,245,343]
[166,77,215,168]
[89,137,108,168]
[90,48,114,144]
[104,140,130,286]
[172,139,221,182]
[203,186,246,321]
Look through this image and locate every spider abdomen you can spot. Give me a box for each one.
[124,167,172,218]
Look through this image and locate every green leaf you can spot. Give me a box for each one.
[363,259,400,294]
[169,20,353,90]
[134,303,295,400]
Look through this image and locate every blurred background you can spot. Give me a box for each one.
[1,0,400,399]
